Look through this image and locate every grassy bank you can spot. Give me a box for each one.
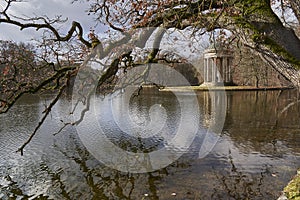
[284,169,300,200]
[160,85,294,92]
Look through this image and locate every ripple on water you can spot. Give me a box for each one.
[1,91,300,199]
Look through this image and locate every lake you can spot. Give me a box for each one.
[0,88,299,199]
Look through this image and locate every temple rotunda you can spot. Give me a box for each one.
[202,44,234,86]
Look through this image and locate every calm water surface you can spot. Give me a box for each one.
[0,89,299,199]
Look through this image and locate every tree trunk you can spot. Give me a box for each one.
[251,21,300,63]
[257,47,300,88]
[237,22,300,88]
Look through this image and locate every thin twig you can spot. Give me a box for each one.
[16,83,67,155]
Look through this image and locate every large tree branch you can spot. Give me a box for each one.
[0,0,91,47]
[0,65,77,114]
[249,21,300,65]
[134,0,225,29]
[16,81,68,155]
[0,17,92,47]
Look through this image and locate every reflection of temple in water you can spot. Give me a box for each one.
[200,91,228,128]
[202,45,234,86]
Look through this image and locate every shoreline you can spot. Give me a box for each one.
[159,85,294,92]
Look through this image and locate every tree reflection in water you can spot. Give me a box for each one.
[0,89,299,199]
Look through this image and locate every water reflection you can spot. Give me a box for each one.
[224,90,300,154]
[0,89,299,199]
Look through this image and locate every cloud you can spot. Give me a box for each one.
[0,0,98,42]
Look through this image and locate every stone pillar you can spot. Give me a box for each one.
[228,57,232,83]
[227,58,231,83]
[208,59,211,82]
[211,58,216,84]
[205,58,208,82]
[224,58,228,82]
[206,59,209,82]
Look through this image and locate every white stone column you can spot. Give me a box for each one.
[203,58,206,82]
[225,58,229,82]
[204,58,208,82]
[212,58,215,83]
[207,59,211,82]
[228,57,232,82]
[222,58,225,82]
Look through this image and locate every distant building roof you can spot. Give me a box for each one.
[204,42,234,57]
[204,42,232,53]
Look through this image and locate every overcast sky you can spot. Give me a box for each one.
[0,0,100,42]
[0,0,209,63]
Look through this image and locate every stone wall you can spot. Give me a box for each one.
[231,46,292,87]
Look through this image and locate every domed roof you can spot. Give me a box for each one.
[204,42,234,56]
